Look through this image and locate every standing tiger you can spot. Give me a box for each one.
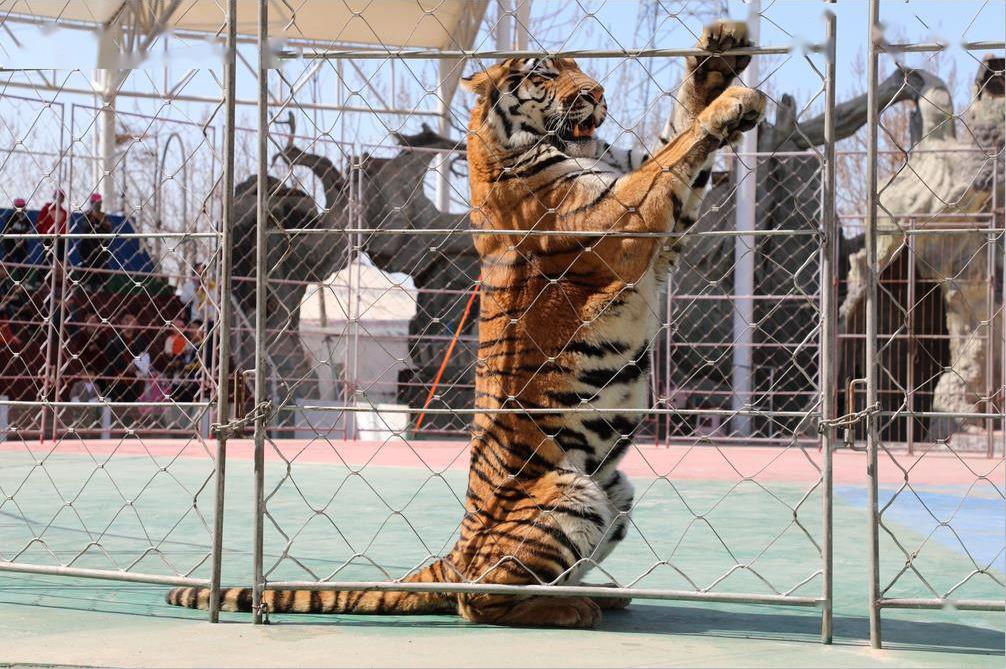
[167,21,764,628]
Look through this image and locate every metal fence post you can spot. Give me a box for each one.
[865,0,883,650]
[731,0,761,438]
[818,9,837,646]
[0,395,7,441]
[207,0,238,624]
[101,405,112,439]
[251,0,270,625]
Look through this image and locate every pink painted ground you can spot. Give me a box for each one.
[5,437,1001,486]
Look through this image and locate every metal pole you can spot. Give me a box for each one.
[906,224,915,456]
[664,278,673,448]
[495,0,513,52]
[252,0,269,625]
[515,0,531,50]
[350,162,364,437]
[49,193,73,439]
[865,0,883,649]
[207,0,237,624]
[341,162,355,440]
[986,224,995,458]
[40,103,74,446]
[436,59,452,213]
[818,10,837,645]
[93,30,119,212]
[731,0,760,437]
[990,157,1000,458]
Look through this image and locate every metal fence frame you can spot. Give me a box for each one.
[0,0,1002,652]
[0,0,237,605]
[245,1,840,639]
[862,0,1006,648]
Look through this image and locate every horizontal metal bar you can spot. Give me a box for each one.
[876,228,1004,237]
[288,44,799,61]
[877,598,1005,612]
[881,40,1006,54]
[263,580,823,606]
[0,78,441,118]
[962,40,1006,51]
[877,410,1005,420]
[0,232,220,240]
[880,41,949,54]
[351,146,818,159]
[0,561,208,588]
[0,400,212,408]
[289,404,815,418]
[271,227,821,239]
[840,213,996,220]
[837,148,999,156]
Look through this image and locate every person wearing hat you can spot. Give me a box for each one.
[3,198,32,282]
[79,193,113,290]
[37,188,68,269]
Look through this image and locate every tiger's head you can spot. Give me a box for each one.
[461,57,606,158]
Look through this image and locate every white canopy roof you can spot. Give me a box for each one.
[1,0,487,49]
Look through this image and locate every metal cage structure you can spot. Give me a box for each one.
[0,0,1002,651]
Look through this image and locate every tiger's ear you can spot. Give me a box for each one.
[460,69,493,96]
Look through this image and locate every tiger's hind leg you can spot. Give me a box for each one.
[455,471,615,628]
[587,584,632,611]
[581,471,634,611]
[460,594,602,629]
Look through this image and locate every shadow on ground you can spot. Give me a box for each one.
[597,604,1004,656]
[3,584,1002,659]
[258,601,1004,656]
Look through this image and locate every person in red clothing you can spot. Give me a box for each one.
[37,188,68,268]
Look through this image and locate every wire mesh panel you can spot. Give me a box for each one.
[249,0,836,631]
[0,6,234,606]
[861,0,1005,648]
[0,0,1001,649]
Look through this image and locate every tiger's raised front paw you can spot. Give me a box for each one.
[689,20,753,105]
[698,86,766,142]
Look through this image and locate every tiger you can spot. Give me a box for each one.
[166,20,764,628]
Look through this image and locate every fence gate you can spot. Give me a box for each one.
[0,3,234,615]
[242,1,839,639]
[861,0,1006,649]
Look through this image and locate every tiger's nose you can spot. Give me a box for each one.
[570,86,604,105]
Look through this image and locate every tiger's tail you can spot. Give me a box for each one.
[165,558,458,615]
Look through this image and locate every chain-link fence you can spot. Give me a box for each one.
[0,7,232,602]
[858,0,1005,647]
[0,0,1003,649]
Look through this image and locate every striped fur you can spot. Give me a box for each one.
[165,21,761,628]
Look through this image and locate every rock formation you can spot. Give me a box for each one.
[839,56,1004,436]
[355,125,479,432]
[663,67,951,438]
[231,143,351,406]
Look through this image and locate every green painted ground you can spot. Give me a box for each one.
[0,453,1002,667]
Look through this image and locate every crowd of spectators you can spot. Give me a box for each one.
[64,312,212,408]
[0,192,218,424]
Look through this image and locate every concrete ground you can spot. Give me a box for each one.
[0,441,1002,667]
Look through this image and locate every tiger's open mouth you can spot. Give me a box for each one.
[559,116,597,142]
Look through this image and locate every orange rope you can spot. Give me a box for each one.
[415,279,481,431]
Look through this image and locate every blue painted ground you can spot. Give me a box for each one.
[837,485,1005,573]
